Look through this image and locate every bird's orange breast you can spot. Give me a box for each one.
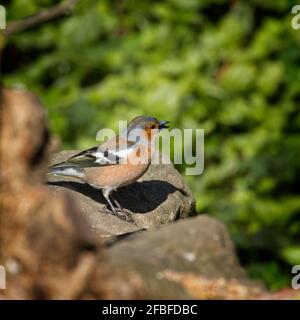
[85,162,150,189]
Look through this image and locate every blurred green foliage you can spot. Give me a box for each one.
[2,0,300,290]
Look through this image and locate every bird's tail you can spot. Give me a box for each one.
[48,162,86,180]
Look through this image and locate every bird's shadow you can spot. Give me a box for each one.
[47,179,188,213]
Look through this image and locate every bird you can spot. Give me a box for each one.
[48,116,170,223]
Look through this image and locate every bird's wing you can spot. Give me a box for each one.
[65,139,138,168]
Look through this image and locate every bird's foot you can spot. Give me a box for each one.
[101,206,136,225]
[102,205,112,214]
[115,208,136,224]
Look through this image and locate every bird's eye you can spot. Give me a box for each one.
[150,124,156,129]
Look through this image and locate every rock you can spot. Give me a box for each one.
[47,150,196,237]
[107,215,265,299]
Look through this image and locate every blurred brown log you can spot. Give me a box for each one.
[0,87,141,299]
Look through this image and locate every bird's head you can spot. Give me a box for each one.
[128,115,169,131]
[126,116,170,144]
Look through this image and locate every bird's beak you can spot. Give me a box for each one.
[159,120,170,130]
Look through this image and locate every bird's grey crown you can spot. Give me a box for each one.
[127,115,160,131]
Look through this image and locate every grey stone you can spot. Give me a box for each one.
[47,150,196,237]
[107,215,263,299]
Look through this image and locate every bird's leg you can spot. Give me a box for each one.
[102,189,135,224]
[111,191,123,211]
[102,188,118,214]
[112,193,136,225]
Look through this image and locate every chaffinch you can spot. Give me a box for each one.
[49,116,170,223]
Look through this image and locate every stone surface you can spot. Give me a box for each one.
[47,150,196,237]
[107,215,265,299]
